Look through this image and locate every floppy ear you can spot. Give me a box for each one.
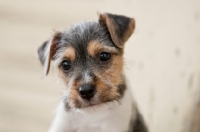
[37,32,62,76]
[99,13,135,48]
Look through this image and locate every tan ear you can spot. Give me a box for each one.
[99,13,135,48]
[37,32,62,76]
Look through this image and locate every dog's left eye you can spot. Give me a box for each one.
[61,60,71,71]
[99,52,111,61]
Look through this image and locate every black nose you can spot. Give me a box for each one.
[78,84,96,100]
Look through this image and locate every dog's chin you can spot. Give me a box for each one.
[74,98,121,113]
[83,101,106,108]
[78,99,101,108]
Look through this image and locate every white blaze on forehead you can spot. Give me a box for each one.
[83,70,92,83]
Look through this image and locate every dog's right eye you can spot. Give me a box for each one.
[61,60,71,71]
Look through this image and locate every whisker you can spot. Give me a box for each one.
[53,96,66,104]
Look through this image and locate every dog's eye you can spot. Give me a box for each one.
[99,52,111,61]
[61,60,71,71]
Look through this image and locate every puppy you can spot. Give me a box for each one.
[38,12,148,132]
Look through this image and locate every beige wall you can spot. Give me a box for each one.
[0,0,199,132]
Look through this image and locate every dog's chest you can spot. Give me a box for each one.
[67,92,133,132]
[70,108,131,132]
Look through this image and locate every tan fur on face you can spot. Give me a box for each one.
[97,55,123,84]
[87,41,104,57]
[87,41,124,103]
[63,46,76,61]
[94,55,124,102]
[58,73,82,108]
[95,76,120,103]
[57,47,76,86]
[87,41,119,57]
[69,83,81,108]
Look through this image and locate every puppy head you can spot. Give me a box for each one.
[38,13,135,110]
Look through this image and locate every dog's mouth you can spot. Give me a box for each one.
[80,96,121,109]
[78,99,121,112]
[64,97,119,110]
[79,98,101,108]
[84,102,99,108]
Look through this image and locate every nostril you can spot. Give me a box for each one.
[79,90,85,96]
[88,89,94,95]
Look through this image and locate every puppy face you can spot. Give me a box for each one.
[38,13,135,109]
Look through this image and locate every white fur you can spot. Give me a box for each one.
[48,89,137,132]
[82,70,92,83]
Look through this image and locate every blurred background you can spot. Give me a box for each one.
[0,0,200,132]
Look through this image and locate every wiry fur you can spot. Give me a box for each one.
[38,13,148,132]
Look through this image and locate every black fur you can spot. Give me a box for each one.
[107,13,130,39]
[38,40,48,65]
[132,113,148,132]
[117,83,126,97]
